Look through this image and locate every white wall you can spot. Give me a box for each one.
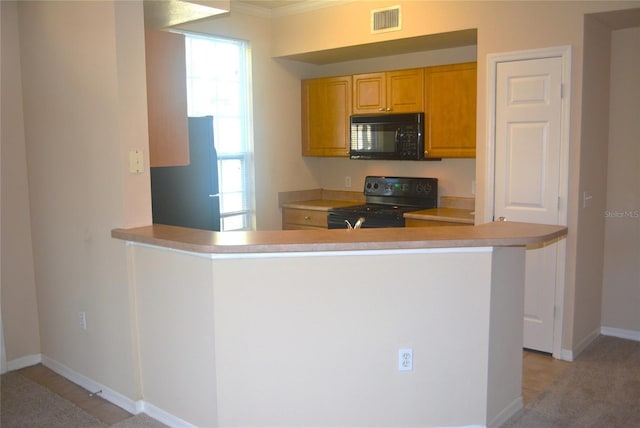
[130,244,525,427]
[13,0,150,398]
[601,26,640,336]
[0,1,41,365]
[570,14,612,352]
[133,247,218,427]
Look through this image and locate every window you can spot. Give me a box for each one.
[184,34,254,231]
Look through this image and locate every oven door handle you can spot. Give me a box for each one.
[345,217,366,230]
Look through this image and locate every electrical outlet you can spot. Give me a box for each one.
[345,176,352,188]
[78,312,87,331]
[398,348,413,371]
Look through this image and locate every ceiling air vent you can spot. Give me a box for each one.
[371,5,401,34]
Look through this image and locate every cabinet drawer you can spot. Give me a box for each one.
[282,209,328,229]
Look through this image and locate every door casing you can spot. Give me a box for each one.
[485,46,571,360]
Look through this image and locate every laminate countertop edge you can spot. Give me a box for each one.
[111,222,567,254]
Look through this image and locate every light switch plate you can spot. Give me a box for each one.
[129,149,144,173]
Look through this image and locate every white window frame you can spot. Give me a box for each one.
[183,32,255,231]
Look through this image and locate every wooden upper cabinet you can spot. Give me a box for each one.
[302,76,352,157]
[301,64,476,158]
[145,29,190,167]
[424,62,477,158]
[353,68,424,114]
[386,68,425,113]
[352,72,384,114]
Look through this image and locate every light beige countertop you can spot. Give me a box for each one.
[279,193,476,224]
[112,221,567,254]
[404,207,475,224]
[280,199,361,211]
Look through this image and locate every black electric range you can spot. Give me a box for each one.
[327,176,438,229]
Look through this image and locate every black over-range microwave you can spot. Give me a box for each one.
[350,112,424,160]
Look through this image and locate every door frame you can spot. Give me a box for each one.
[485,46,572,360]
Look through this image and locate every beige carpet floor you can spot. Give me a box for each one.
[0,372,166,428]
[1,371,106,427]
[504,335,640,427]
[2,336,638,427]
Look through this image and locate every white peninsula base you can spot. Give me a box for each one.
[130,244,525,428]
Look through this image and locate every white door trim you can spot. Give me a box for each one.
[486,46,571,359]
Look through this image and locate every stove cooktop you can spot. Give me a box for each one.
[327,176,438,229]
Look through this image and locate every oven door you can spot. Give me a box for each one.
[327,210,406,229]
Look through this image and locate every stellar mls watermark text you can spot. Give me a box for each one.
[604,210,639,218]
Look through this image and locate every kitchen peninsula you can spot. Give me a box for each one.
[112,222,566,428]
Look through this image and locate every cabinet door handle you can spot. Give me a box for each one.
[378,107,384,112]
[386,107,391,111]
[304,216,311,220]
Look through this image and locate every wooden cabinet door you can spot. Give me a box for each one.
[386,68,424,113]
[302,76,352,157]
[145,29,190,166]
[353,69,424,114]
[352,72,385,114]
[424,62,477,158]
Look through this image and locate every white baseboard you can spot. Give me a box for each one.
[559,327,639,362]
[569,327,601,361]
[41,355,140,415]
[558,348,574,362]
[487,396,523,428]
[601,326,640,342]
[139,401,195,428]
[7,353,42,371]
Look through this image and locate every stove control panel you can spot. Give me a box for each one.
[363,176,438,208]
[364,176,436,197]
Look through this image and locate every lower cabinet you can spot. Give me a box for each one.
[282,208,328,230]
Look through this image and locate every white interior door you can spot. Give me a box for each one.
[494,56,563,353]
